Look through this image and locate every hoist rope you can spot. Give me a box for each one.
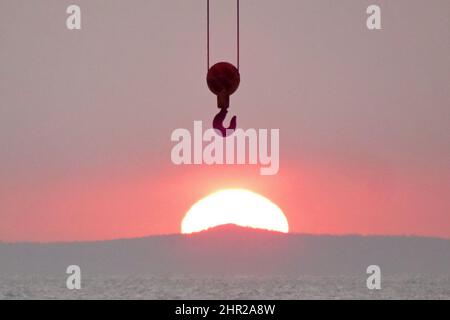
[207,0,240,71]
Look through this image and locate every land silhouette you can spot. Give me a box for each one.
[1,224,449,276]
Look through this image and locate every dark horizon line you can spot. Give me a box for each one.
[1,224,449,245]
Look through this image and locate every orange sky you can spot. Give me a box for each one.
[1,155,449,242]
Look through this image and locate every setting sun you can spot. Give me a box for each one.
[181,189,289,234]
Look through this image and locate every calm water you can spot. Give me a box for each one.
[1,275,450,300]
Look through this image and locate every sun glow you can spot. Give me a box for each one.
[181,189,289,234]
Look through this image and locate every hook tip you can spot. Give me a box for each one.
[213,110,237,137]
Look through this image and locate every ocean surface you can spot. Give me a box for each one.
[1,275,449,300]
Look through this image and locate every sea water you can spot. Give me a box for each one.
[1,275,449,300]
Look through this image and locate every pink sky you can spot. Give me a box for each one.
[0,0,449,241]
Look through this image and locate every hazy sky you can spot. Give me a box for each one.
[1,0,449,241]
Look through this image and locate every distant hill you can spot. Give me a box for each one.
[1,225,449,276]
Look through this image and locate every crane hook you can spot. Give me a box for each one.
[213,107,237,137]
[207,62,240,138]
